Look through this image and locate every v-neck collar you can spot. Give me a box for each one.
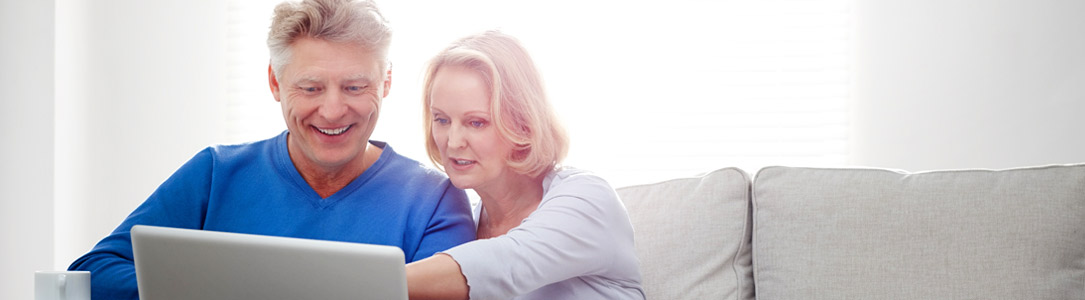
[272,130,392,208]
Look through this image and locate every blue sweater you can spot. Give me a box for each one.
[69,131,476,299]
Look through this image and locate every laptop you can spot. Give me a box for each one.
[131,225,407,300]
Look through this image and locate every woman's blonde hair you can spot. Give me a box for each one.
[267,0,392,77]
[422,30,569,178]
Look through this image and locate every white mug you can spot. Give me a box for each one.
[35,271,90,300]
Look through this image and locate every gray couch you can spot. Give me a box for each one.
[616,164,1085,299]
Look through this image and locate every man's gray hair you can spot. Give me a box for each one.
[267,0,392,77]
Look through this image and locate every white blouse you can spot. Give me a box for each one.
[442,168,645,300]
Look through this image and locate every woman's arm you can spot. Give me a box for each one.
[408,171,638,299]
[406,253,469,300]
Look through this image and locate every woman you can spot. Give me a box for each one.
[406,31,646,299]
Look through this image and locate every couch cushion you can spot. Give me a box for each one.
[617,167,754,300]
[752,165,1085,300]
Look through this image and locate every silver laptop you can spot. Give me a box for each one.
[131,225,407,300]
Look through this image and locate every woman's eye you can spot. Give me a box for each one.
[433,116,450,125]
[469,120,487,128]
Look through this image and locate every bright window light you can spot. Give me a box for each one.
[224,0,853,187]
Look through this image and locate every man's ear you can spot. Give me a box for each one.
[382,68,392,98]
[268,64,282,102]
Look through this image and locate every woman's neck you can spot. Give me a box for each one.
[475,172,545,239]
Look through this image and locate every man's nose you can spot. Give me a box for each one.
[318,89,348,120]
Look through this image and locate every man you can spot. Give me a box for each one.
[68,0,475,298]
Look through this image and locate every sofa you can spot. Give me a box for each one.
[615,164,1085,299]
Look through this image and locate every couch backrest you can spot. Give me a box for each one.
[619,164,1085,300]
[617,167,755,300]
[751,165,1085,300]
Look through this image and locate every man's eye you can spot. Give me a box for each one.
[300,86,321,93]
[346,85,367,92]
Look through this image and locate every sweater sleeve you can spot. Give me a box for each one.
[443,173,628,299]
[409,180,476,262]
[67,148,214,300]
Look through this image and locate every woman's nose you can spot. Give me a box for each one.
[447,124,467,149]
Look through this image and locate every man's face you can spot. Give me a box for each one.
[269,37,390,173]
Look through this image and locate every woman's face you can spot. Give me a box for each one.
[429,65,516,190]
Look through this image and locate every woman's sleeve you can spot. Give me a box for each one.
[442,174,633,299]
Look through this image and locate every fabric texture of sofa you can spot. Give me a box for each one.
[616,164,1085,300]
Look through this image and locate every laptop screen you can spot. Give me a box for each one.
[131,225,407,300]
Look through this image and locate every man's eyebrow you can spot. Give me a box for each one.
[343,73,375,83]
[291,75,322,84]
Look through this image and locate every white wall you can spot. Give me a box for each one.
[53,0,229,273]
[852,0,1085,171]
[2,1,226,297]
[1,1,55,299]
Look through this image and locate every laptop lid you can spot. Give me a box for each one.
[131,225,407,300]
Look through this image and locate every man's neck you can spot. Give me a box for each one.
[294,143,382,198]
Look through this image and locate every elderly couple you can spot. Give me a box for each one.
[68,0,644,299]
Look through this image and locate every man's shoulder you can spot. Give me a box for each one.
[373,141,449,182]
[365,144,465,205]
[380,158,452,188]
[206,133,282,161]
